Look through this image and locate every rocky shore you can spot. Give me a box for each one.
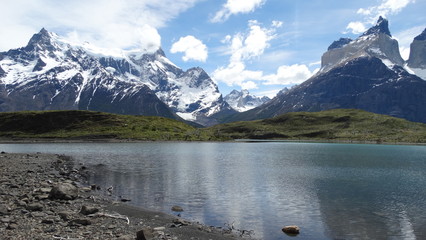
[0,152,250,240]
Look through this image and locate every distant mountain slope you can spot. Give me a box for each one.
[226,17,426,124]
[0,29,234,126]
[207,109,426,143]
[224,89,270,112]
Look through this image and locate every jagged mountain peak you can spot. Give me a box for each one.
[414,28,426,41]
[25,28,60,52]
[361,16,392,37]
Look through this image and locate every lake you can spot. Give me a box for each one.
[1,142,425,239]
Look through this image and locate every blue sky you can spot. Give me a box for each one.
[1,0,425,97]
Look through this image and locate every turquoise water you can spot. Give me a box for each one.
[1,142,425,239]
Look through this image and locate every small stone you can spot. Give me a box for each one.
[282,225,300,234]
[172,218,190,226]
[26,203,43,211]
[117,235,134,240]
[58,211,73,221]
[0,204,9,215]
[42,219,55,224]
[70,218,92,226]
[171,205,183,212]
[79,205,99,215]
[1,217,11,223]
[6,223,18,230]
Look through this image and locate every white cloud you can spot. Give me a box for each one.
[262,64,314,85]
[0,0,201,52]
[346,21,367,34]
[346,0,415,35]
[211,0,266,23]
[212,21,280,88]
[170,35,208,62]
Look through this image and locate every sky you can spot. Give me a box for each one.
[1,0,425,98]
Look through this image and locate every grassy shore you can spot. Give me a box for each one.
[0,109,425,143]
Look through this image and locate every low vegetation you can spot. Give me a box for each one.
[0,110,197,141]
[0,109,425,143]
[205,109,426,143]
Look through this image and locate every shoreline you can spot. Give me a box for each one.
[0,152,249,239]
[0,137,425,146]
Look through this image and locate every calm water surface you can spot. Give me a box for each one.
[1,142,425,240]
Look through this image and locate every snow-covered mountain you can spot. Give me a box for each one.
[0,29,233,126]
[226,17,426,124]
[224,89,270,112]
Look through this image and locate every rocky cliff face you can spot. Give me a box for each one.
[226,17,426,124]
[0,29,233,126]
[407,28,426,80]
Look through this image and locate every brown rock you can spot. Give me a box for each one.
[282,225,300,234]
[171,205,183,212]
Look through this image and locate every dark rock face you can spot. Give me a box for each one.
[408,28,426,68]
[328,38,353,51]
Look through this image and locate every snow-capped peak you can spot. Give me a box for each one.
[224,89,270,112]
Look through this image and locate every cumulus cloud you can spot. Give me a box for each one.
[0,0,201,52]
[346,0,415,34]
[212,21,278,88]
[211,0,266,23]
[170,35,208,62]
[346,21,367,35]
[262,64,315,85]
[213,20,313,89]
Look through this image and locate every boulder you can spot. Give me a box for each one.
[49,183,78,200]
[136,227,154,240]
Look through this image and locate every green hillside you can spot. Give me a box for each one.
[205,109,426,143]
[0,109,425,143]
[0,110,198,141]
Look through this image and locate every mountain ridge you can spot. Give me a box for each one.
[0,28,234,126]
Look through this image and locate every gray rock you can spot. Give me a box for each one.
[41,219,54,224]
[0,204,8,215]
[26,203,43,211]
[70,218,92,226]
[49,183,78,200]
[6,223,18,230]
[58,211,73,221]
[79,205,99,215]
[171,205,183,212]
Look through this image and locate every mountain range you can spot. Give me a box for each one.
[226,17,426,124]
[0,28,235,126]
[1,17,425,126]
